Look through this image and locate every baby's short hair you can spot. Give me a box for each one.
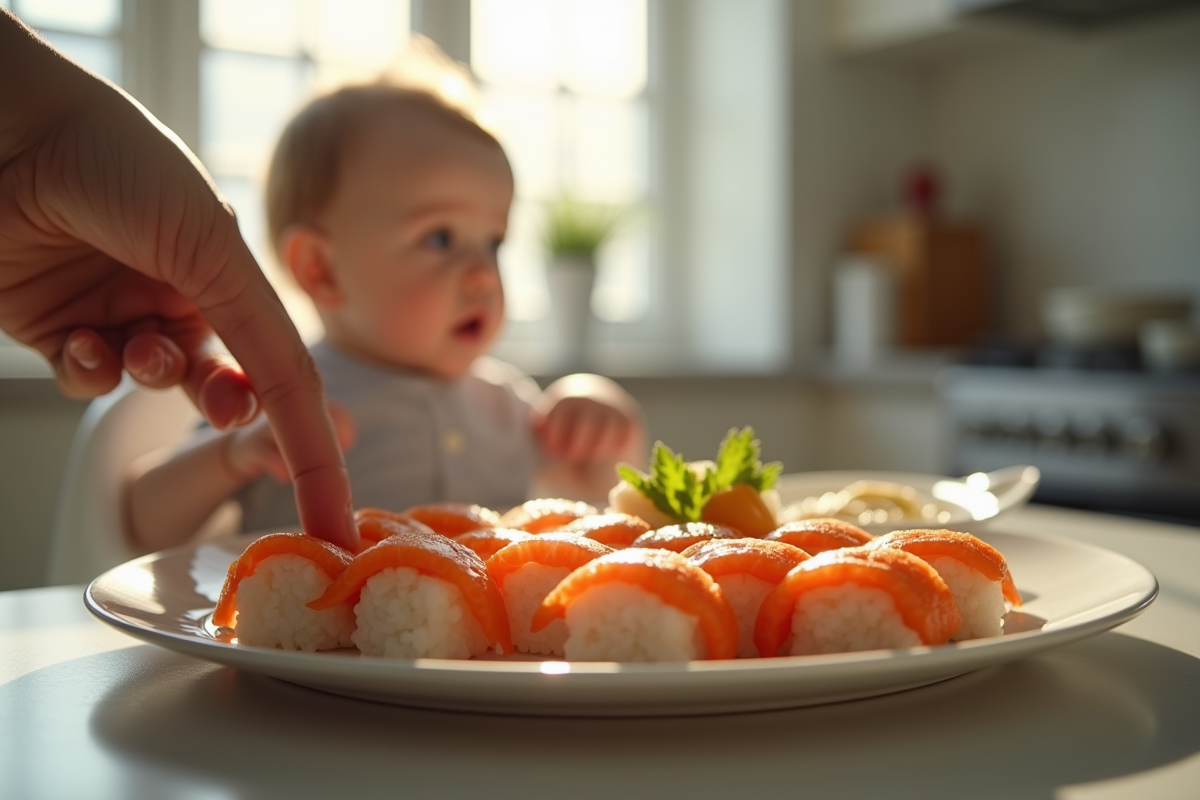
[265,80,503,261]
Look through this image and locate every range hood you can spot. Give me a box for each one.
[954,0,1200,28]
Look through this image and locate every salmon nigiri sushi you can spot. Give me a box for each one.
[765,518,873,555]
[453,528,536,561]
[486,534,613,656]
[399,502,502,536]
[531,548,739,662]
[499,498,598,533]
[755,546,961,657]
[868,529,1021,640]
[630,522,742,553]
[353,512,438,554]
[556,512,652,549]
[308,521,512,658]
[213,532,355,652]
[681,538,810,657]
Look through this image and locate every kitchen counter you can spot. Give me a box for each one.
[2,504,1198,799]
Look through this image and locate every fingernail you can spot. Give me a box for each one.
[233,392,260,427]
[67,336,101,370]
[139,345,170,383]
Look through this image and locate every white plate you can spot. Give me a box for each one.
[775,465,1041,535]
[85,526,1155,717]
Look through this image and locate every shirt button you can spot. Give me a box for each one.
[442,429,465,455]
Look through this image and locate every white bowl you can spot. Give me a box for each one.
[1041,288,1192,347]
[774,465,1041,536]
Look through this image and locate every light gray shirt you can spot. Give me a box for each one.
[234,341,542,533]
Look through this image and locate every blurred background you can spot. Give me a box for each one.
[2,0,1199,588]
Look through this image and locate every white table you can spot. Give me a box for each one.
[3,504,1199,799]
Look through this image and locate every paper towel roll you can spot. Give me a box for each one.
[833,255,896,366]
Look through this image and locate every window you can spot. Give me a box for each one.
[471,0,651,326]
[198,0,412,339]
[7,0,792,371]
[4,0,122,84]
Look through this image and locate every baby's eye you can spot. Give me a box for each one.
[425,228,452,250]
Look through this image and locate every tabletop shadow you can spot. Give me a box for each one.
[67,631,1200,799]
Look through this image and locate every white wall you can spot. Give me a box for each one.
[790,1,933,354]
[929,12,1200,338]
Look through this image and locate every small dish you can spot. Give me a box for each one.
[774,465,1040,535]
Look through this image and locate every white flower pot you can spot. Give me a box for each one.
[546,255,596,368]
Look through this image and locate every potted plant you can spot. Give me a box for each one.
[541,195,621,366]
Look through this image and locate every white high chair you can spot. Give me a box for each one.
[45,377,201,586]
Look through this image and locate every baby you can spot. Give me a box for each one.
[125,80,643,551]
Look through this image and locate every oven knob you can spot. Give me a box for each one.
[1120,416,1168,461]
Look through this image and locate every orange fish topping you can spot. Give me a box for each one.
[486,534,613,586]
[631,522,742,553]
[400,502,502,536]
[754,546,961,658]
[212,532,353,627]
[869,529,1021,606]
[766,518,873,555]
[531,548,739,660]
[307,521,512,654]
[499,498,598,533]
[557,513,652,548]
[353,513,437,554]
[681,537,810,585]
[453,528,536,561]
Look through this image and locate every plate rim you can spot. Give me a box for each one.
[84,528,1158,716]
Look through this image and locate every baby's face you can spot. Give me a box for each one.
[316,110,513,379]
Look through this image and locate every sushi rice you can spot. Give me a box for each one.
[351,567,490,658]
[562,582,705,662]
[233,554,354,652]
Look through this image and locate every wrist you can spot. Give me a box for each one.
[218,432,259,485]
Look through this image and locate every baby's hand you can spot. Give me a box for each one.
[533,374,641,465]
[225,402,356,484]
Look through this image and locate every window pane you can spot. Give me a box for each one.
[482,86,559,199]
[15,0,118,35]
[472,0,558,90]
[569,96,647,203]
[593,227,649,322]
[500,199,550,321]
[564,0,645,98]
[202,0,303,56]
[201,49,309,175]
[40,31,120,84]
[306,0,409,67]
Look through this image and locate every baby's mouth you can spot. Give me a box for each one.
[454,315,485,340]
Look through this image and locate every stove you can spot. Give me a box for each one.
[939,359,1200,524]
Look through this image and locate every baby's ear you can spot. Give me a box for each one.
[279,224,343,308]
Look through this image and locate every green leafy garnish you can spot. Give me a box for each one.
[617,427,782,522]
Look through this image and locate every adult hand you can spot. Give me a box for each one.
[0,11,358,549]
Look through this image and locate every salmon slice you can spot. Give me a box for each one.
[499,498,598,533]
[400,502,502,536]
[212,532,353,627]
[353,514,437,554]
[453,528,536,560]
[869,529,1021,606]
[701,484,777,537]
[681,538,810,584]
[766,518,873,555]
[308,524,513,654]
[631,522,742,553]
[557,513,651,548]
[486,534,613,585]
[531,548,739,660]
[754,546,961,658]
